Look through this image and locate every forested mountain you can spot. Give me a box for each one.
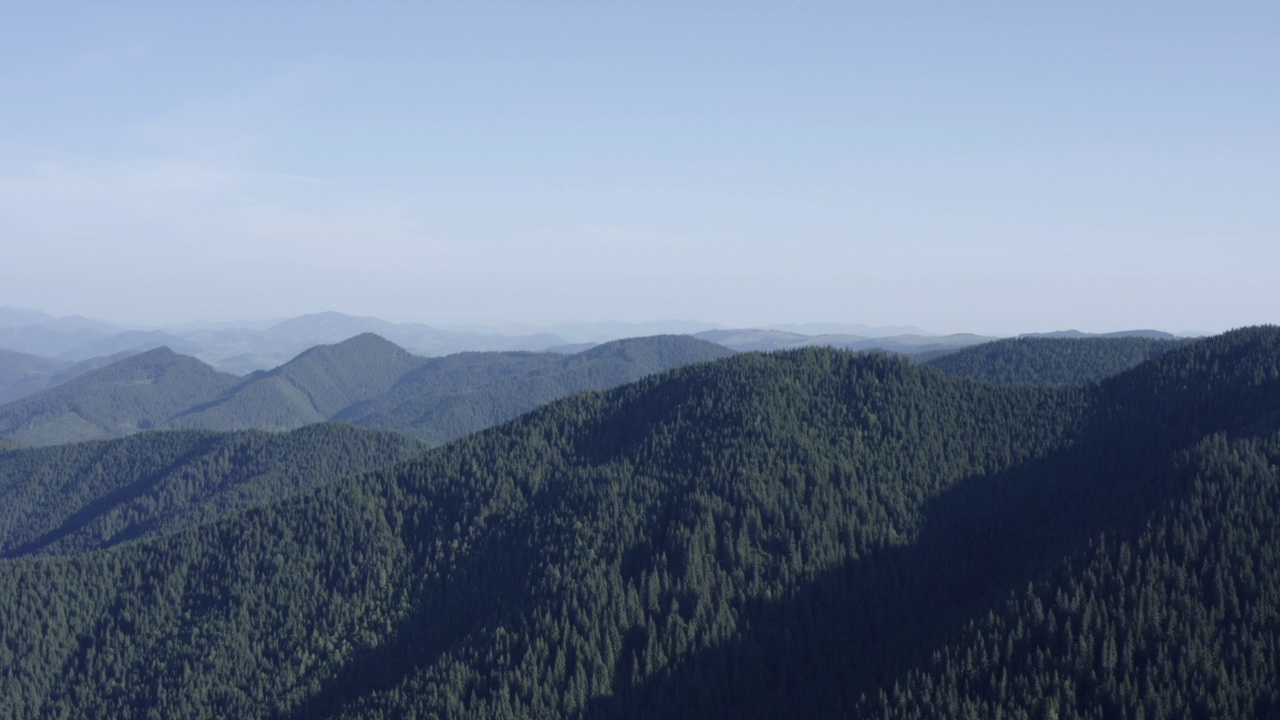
[0,424,429,558]
[167,334,429,431]
[0,348,137,404]
[3,327,1277,718]
[0,334,731,446]
[336,334,736,444]
[925,336,1186,386]
[0,348,241,446]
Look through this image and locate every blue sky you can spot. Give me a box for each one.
[2,1,1276,334]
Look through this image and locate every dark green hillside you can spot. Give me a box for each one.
[0,424,429,557]
[925,336,1184,386]
[0,348,239,446]
[338,334,734,443]
[168,333,427,431]
[0,345,1083,718]
[872,431,1280,719]
[0,437,19,452]
[1,328,1279,718]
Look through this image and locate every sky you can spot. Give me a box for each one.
[1,1,1276,336]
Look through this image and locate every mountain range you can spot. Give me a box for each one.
[0,325,1276,717]
[0,308,571,374]
[0,334,734,447]
[1,306,1204,377]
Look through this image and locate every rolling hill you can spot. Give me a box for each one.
[337,334,737,444]
[0,334,734,446]
[167,333,429,431]
[0,347,241,446]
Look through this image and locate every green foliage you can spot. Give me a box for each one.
[925,336,1185,386]
[1,327,1279,718]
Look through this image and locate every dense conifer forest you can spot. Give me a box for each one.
[0,327,1277,718]
[0,424,429,557]
[924,336,1185,386]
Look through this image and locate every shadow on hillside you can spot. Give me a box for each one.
[574,423,1210,719]
[284,492,546,720]
[1,439,220,558]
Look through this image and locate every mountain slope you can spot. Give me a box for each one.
[1,328,1279,718]
[0,335,729,446]
[0,424,429,557]
[168,333,428,431]
[336,335,735,443]
[0,348,240,446]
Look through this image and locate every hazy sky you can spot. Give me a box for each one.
[2,1,1276,335]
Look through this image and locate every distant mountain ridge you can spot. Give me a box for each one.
[0,308,573,373]
[925,336,1189,386]
[337,334,736,444]
[1,306,1201,372]
[0,333,733,446]
[1020,329,1178,340]
[695,328,996,354]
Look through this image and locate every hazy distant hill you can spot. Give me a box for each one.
[0,424,428,558]
[763,321,931,337]
[169,334,429,431]
[0,308,570,373]
[0,349,139,404]
[337,334,736,444]
[56,329,198,361]
[3,328,1278,718]
[694,328,810,351]
[0,307,57,329]
[926,336,1187,386]
[0,348,240,446]
[1020,329,1179,340]
[696,328,995,354]
[0,334,733,446]
[0,349,66,404]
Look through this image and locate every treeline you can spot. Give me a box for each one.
[0,327,1277,718]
